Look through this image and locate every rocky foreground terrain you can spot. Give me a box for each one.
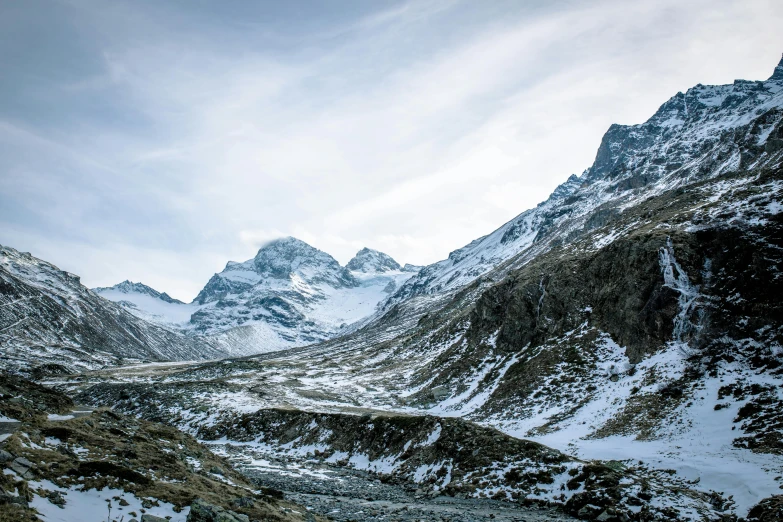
[0,373,318,522]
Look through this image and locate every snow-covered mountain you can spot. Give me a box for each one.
[94,280,184,304]
[191,238,415,350]
[385,54,783,309]
[0,245,224,375]
[92,280,193,327]
[345,247,401,273]
[96,237,417,353]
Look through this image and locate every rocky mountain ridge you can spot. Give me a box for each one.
[382,54,783,311]
[0,245,225,376]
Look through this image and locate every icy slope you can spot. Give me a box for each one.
[0,245,224,375]
[93,280,196,326]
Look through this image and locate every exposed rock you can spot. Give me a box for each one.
[9,457,33,477]
[187,498,250,522]
[141,514,170,522]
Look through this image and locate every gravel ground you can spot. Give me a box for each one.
[213,443,576,522]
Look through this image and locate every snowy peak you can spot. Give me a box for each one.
[346,247,401,273]
[94,280,183,304]
[252,237,357,287]
[771,53,783,81]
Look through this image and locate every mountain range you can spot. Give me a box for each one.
[2,53,783,521]
[93,238,419,353]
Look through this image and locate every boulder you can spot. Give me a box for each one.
[9,456,33,477]
[141,515,169,522]
[0,450,14,463]
[187,498,250,522]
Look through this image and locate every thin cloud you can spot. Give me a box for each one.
[1,0,782,299]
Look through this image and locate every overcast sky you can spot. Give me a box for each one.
[1,0,782,301]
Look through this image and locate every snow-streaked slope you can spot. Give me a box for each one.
[386,55,783,309]
[0,245,224,375]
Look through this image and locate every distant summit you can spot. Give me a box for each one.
[346,247,401,273]
[94,280,183,304]
[184,237,415,347]
[251,236,357,287]
[771,52,783,81]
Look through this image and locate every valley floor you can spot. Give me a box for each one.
[50,345,783,521]
[212,441,576,521]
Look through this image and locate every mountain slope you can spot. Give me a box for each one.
[385,54,783,310]
[0,245,224,375]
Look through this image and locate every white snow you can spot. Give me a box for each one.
[30,480,190,522]
[46,414,75,421]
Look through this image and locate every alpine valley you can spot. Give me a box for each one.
[2,55,783,522]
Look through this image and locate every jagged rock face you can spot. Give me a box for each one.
[0,245,223,375]
[195,237,357,306]
[588,67,783,186]
[346,247,401,273]
[183,237,414,351]
[252,237,357,287]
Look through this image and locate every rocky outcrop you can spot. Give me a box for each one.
[0,374,310,522]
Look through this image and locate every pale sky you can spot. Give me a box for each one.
[2,0,782,301]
